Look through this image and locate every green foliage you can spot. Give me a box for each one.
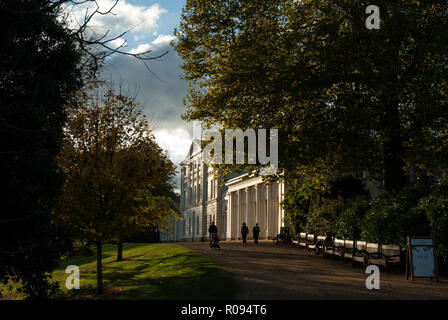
[361,195,402,245]
[361,184,431,246]
[281,184,313,234]
[283,176,369,235]
[0,0,83,299]
[305,198,348,235]
[127,177,181,243]
[174,0,448,191]
[56,86,176,293]
[418,183,448,266]
[335,199,370,240]
[57,87,176,244]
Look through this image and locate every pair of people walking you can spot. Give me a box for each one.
[241,222,261,245]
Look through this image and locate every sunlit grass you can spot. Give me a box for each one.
[1,243,237,300]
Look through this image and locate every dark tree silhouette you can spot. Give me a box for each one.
[0,0,166,299]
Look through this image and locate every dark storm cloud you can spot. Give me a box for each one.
[104,43,189,132]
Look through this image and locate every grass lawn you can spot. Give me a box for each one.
[1,243,237,300]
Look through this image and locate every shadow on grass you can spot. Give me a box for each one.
[55,244,237,300]
[104,251,237,300]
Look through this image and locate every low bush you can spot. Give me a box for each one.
[281,184,313,234]
[361,184,431,247]
[418,183,448,269]
[334,198,370,240]
[305,198,348,235]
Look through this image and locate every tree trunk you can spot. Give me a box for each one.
[96,241,103,295]
[116,239,123,262]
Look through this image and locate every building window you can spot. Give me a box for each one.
[196,216,200,235]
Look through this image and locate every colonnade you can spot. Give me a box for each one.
[226,181,284,240]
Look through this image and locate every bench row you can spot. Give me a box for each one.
[292,233,402,273]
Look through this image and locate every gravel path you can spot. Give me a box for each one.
[180,240,448,300]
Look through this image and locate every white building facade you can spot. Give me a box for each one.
[225,175,285,240]
[161,140,285,242]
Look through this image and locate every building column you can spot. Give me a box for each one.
[260,184,266,239]
[265,183,270,238]
[249,187,256,238]
[254,184,259,224]
[245,187,250,237]
[247,187,255,239]
[226,193,232,240]
[273,182,278,236]
[279,181,284,229]
[234,192,238,239]
[237,190,242,239]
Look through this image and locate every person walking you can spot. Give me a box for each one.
[241,222,249,244]
[253,223,260,245]
[208,221,219,249]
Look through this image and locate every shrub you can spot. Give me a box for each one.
[418,183,448,269]
[334,198,370,240]
[281,184,313,234]
[361,184,431,247]
[305,198,348,235]
[282,176,369,235]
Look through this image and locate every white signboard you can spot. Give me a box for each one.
[411,246,436,277]
[406,236,438,281]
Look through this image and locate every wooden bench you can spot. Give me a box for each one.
[323,237,334,257]
[352,241,367,267]
[333,238,345,260]
[292,235,299,246]
[342,240,355,263]
[305,234,316,251]
[309,235,326,253]
[363,243,380,268]
[288,232,402,274]
[367,244,401,273]
[298,232,307,249]
[273,227,292,245]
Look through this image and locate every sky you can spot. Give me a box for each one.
[69,0,194,183]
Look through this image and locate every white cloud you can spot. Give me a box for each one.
[151,34,176,48]
[67,0,166,38]
[127,34,176,54]
[108,37,126,49]
[128,43,151,55]
[153,128,192,166]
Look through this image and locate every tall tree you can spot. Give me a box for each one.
[57,86,176,294]
[174,0,448,191]
[1,0,171,298]
[0,0,83,299]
